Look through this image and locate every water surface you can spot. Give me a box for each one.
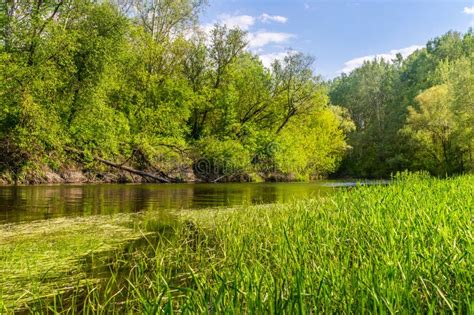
[0,182,348,224]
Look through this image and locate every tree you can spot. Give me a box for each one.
[402,85,458,175]
[329,29,474,177]
[131,0,206,42]
[330,59,400,177]
[438,55,474,171]
[271,52,322,134]
[187,25,247,140]
[0,0,356,183]
[274,106,354,180]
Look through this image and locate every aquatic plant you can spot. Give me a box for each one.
[1,173,473,313]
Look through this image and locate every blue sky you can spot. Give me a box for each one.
[200,0,474,79]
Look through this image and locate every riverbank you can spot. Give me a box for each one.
[1,173,472,312]
[0,164,304,186]
[0,165,325,185]
[0,164,381,185]
[0,164,188,185]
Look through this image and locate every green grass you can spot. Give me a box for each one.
[0,214,158,310]
[1,173,473,313]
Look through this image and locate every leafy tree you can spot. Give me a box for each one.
[272,52,321,134]
[330,29,473,177]
[187,25,247,140]
[402,85,458,175]
[0,1,357,183]
[274,106,354,180]
[130,0,206,41]
[330,59,400,177]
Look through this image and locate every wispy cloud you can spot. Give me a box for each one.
[216,14,255,30]
[202,13,294,51]
[202,12,295,69]
[340,45,424,74]
[258,50,297,68]
[463,6,474,14]
[248,31,294,49]
[205,12,289,31]
[259,13,288,24]
[259,52,288,68]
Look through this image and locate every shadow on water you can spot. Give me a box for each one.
[0,182,345,224]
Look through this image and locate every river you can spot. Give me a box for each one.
[0,181,355,223]
[1,180,385,309]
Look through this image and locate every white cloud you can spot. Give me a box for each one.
[258,50,297,68]
[201,13,294,51]
[464,6,474,14]
[340,45,424,74]
[259,13,288,24]
[247,32,294,49]
[259,52,288,68]
[217,14,255,30]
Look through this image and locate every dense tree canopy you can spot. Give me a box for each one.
[0,1,472,183]
[0,0,353,183]
[330,29,473,177]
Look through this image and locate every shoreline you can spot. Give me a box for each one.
[0,174,389,186]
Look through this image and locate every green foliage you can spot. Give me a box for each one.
[330,59,401,177]
[194,137,252,181]
[274,106,354,179]
[403,85,457,174]
[2,174,472,312]
[330,29,474,177]
[0,1,351,183]
[6,2,472,182]
[403,55,474,175]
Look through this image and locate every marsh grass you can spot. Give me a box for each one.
[1,173,473,313]
[0,214,159,310]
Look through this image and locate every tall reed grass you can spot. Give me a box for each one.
[2,173,473,313]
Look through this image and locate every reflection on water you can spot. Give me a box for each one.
[0,182,341,224]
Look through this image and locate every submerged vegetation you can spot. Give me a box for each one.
[1,1,472,183]
[1,174,472,312]
[0,214,154,308]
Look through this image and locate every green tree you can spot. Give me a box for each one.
[274,105,354,180]
[402,85,458,175]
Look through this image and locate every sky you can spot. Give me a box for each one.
[199,0,474,79]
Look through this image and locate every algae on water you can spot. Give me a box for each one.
[0,214,150,309]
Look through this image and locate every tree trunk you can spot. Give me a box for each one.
[66,147,180,183]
